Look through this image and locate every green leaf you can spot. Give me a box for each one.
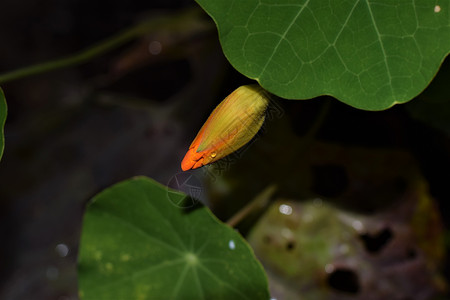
[78,177,269,300]
[0,88,6,161]
[195,0,450,110]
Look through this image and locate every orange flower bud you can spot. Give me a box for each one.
[181,85,269,171]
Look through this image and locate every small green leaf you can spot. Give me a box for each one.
[0,88,6,161]
[78,177,269,300]
[195,0,450,110]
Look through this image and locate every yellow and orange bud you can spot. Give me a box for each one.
[181,84,269,171]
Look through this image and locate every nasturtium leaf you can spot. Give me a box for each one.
[0,88,6,161]
[78,177,269,300]
[195,0,450,110]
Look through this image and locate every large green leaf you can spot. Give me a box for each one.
[195,0,450,110]
[78,177,269,300]
[0,88,6,161]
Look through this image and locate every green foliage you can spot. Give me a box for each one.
[78,177,269,300]
[0,88,6,161]
[195,0,450,110]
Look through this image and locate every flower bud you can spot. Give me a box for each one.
[181,84,269,171]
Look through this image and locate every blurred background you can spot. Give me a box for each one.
[0,0,449,299]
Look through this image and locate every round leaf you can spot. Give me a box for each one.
[0,88,6,161]
[78,177,269,300]
[195,0,450,110]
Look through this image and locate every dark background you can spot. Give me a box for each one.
[0,1,449,299]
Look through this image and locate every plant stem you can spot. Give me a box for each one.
[0,27,142,84]
[226,184,277,228]
[0,8,203,84]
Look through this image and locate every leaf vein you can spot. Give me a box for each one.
[99,209,184,256]
[257,0,311,79]
[365,0,395,96]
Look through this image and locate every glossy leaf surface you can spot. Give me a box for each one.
[78,177,269,300]
[195,0,450,110]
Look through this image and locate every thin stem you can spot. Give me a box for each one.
[226,184,277,228]
[0,26,142,83]
[0,8,203,84]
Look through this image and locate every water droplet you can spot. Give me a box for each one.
[55,243,69,257]
[228,240,236,250]
[278,204,292,215]
[149,41,162,55]
[210,152,217,158]
[352,220,364,231]
[434,5,441,13]
[325,264,334,274]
